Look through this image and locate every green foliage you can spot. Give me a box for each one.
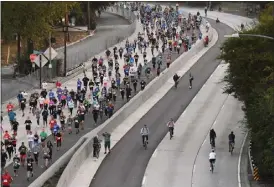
[220,3,274,180]
[1,2,80,46]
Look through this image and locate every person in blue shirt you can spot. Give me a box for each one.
[77,78,82,91]
[17,91,23,104]
[53,123,60,136]
[56,88,63,102]
[49,90,55,99]
[8,111,16,125]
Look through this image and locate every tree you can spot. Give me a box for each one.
[220,2,274,180]
[1,2,80,46]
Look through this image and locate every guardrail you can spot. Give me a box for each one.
[55,13,214,187]
[248,136,261,182]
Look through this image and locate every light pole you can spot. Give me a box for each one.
[224,33,274,40]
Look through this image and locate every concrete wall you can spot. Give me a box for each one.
[55,18,214,187]
[27,7,137,187]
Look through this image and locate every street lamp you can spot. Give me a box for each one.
[224,33,274,40]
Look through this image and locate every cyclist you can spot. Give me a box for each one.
[18,142,28,167]
[140,125,150,146]
[189,73,194,89]
[209,149,216,171]
[228,131,235,151]
[173,73,180,88]
[13,154,20,177]
[167,118,175,138]
[209,129,216,148]
[26,153,34,181]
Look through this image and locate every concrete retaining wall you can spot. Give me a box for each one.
[55,19,214,187]
[27,7,138,187]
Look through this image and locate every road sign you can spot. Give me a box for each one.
[34,54,48,67]
[43,47,58,60]
[29,54,37,63]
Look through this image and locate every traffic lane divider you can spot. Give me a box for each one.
[56,27,214,187]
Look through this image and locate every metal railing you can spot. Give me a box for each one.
[20,5,136,86]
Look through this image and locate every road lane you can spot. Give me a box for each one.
[1,12,130,102]
[191,94,244,187]
[144,63,231,187]
[89,19,234,187]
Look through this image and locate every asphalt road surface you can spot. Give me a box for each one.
[5,21,197,187]
[89,19,234,187]
[1,12,130,102]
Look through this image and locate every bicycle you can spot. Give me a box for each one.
[210,160,215,173]
[229,141,235,155]
[143,136,148,150]
[210,139,215,149]
[169,127,174,139]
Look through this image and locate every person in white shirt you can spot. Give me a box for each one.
[167,118,175,137]
[140,125,150,146]
[209,149,216,169]
[27,131,35,150]
[42,81,48,89]
[103,75,109,88]
[38,96,45,109]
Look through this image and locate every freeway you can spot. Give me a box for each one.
[143,62,245,187]
[1,12,130,102]
[89,19,234,187]
[4,11,198,187]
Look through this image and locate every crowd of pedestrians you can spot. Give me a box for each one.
[1,2,204,185]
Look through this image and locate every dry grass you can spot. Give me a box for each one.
[1,31,89,66]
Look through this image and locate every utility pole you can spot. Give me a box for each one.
[39,54,42,89]
[48,32,52,79]
[88,1,91,30]
[63,4,68,77]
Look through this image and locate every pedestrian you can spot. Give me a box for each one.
[93,135,101,158]
[32,143,40,165]
[67,115,73,134]
[24,116,32,135]
[1,149,8,170]
[102,132,111,154]
[68,99,74,115]
[59,111,66,131]
[35,108,41,125]
[120,87,125,100]
[40,128,47,147]
[74,114,80,134]
[20,100,26,117]
[27,131,34,150]
[42,109,48,127]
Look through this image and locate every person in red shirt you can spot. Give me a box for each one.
[204,35,209,46]
[49,116,57,139]
[2,170,13,187]
[6,102,14,112]
[56,81,62,88]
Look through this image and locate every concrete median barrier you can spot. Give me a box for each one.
[55,22,214,187]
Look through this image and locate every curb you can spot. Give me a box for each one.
[1,8,132,115]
